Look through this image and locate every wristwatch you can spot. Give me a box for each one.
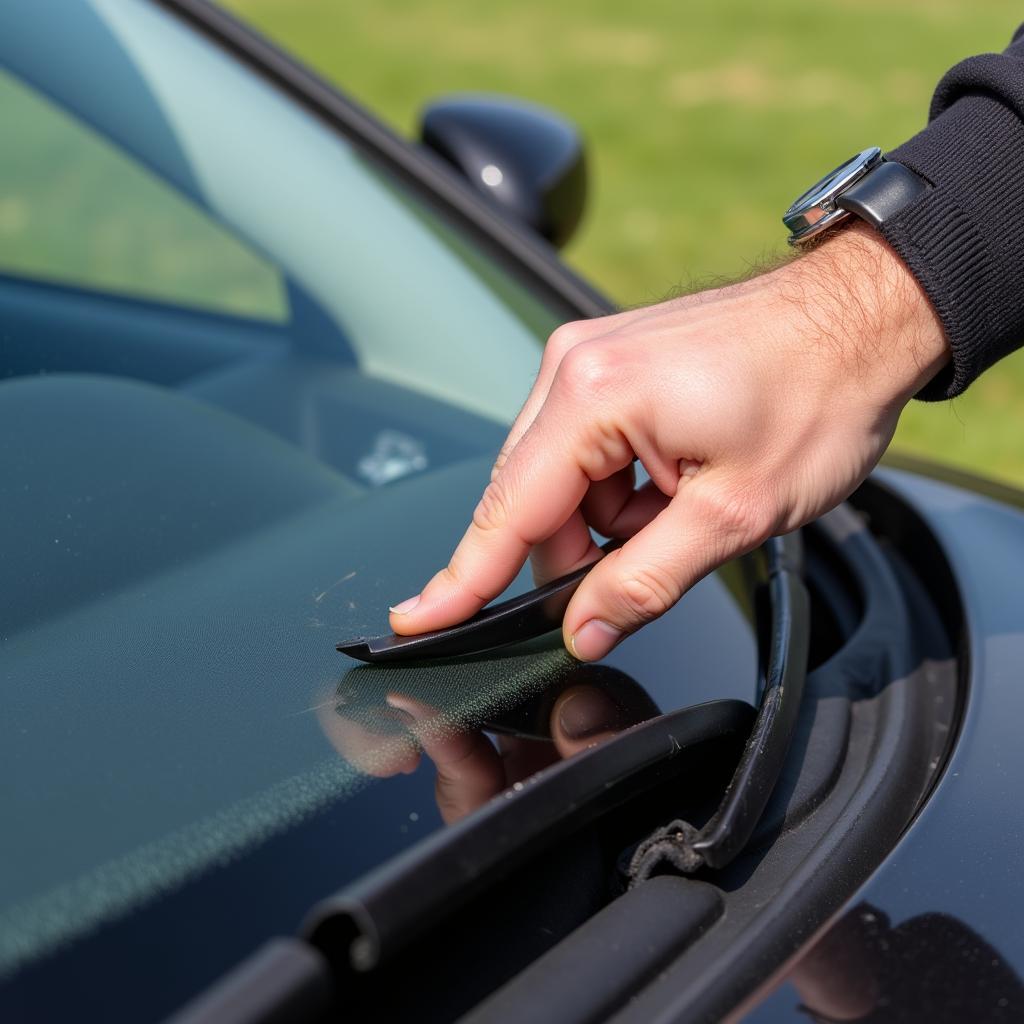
[783,147,929,245]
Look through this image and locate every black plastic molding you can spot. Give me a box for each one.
[301,699,753,973]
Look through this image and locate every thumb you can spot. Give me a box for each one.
[563,480,768,661]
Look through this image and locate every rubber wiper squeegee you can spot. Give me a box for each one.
[336,539,621,663]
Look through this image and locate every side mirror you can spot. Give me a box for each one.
[419,94,587,249]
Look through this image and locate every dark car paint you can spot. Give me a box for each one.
[743,466,1024,1021]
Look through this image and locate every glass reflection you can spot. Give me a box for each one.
[318,659,661,824]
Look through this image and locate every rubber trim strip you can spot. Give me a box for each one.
[302,699,754,973]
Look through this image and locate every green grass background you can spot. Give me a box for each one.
[225,0,1024,484]
[0,68,286,321]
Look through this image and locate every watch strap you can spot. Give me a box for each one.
[837,160,930,229]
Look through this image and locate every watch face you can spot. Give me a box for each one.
[784,146,882,243]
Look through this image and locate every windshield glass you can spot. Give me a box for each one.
[0,0,757,1007]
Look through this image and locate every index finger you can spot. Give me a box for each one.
[389,407,612,634]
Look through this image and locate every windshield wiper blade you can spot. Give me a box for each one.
[340,534,808,876]
[337,539,621,663]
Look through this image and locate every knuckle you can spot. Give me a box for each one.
[575,420,630,481]
[618,563,680,622]
[557,342,618,401]
[490,445,512,482]
[696,484,774,545]
[441,561,490,606]
[546,320,591,362]
[472,480,511,534]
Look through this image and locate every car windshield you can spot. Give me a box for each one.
[0,0,757,998]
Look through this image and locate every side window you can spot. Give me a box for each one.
[0,68,286,321]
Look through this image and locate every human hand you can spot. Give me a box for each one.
[390,223,949,660]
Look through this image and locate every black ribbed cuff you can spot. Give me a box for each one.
[880,178,996,401]
[885,91,1024,399]
[885,94,1024,399]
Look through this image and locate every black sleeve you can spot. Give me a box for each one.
[882,26,1024,399]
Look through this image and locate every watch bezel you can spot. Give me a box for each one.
[783,147,883,245]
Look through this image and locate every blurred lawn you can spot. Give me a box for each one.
[228,0,1024,486]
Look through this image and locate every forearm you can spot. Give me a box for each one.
[783,221,950,408]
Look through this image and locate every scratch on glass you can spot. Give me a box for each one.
[313,570,357,604]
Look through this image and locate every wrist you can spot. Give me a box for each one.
[780,221,951,408]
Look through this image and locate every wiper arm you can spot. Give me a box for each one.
[337,539,621,663]
[629,532,809,876]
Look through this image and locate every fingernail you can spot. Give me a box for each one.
[558,689,623,740]
[389,594,421,615]
[569,620,622,661]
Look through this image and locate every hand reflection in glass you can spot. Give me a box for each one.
[318,664,659,824]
